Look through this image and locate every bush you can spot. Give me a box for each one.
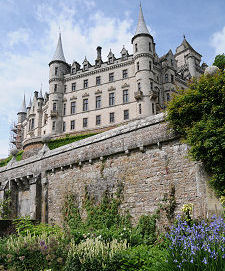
[65,238,128,271]
[167,71,225,197]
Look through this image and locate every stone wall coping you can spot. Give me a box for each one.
[0,113,166,173]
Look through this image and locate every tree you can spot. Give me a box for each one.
[166,71,225,198]
[213,54,225,70]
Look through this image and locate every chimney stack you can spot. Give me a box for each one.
[96,46,102,60]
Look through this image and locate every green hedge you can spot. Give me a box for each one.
[0,150,24,167]
[47,133,98,150]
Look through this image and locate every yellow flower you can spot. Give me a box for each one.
[181,203,193,213]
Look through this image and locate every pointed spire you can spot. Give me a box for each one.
[135,3,150,36]
[19,94,27,113]
[51,33,66,63]
[38,84,43,99]
[27,97,32,109]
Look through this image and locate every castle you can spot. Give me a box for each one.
[12,4,207,151]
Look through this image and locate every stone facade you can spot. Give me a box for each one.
[0,114,222,225]
[11,5,207,150]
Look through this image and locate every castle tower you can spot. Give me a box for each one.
[48,33,70,135]
[17,94,27,123]
[132,4,156,116]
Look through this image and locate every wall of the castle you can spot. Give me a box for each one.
[0,114,223,224]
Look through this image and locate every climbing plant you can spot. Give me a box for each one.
[167,71,225,199]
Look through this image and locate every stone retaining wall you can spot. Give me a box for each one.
[0,113,223,225]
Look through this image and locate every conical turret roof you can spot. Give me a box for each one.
[18,94,27,113]
[51,33,66,63]
[135,4,150,36]
[27,97,32,108]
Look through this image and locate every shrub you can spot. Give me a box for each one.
[167,71,225,197]
[166,216,225,271]
[65,238,128,271]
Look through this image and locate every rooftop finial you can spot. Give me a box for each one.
[183,34,186,39]
[134,3,150,36]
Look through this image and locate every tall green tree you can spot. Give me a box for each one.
[213,54,225,70]
[167,71,225,198]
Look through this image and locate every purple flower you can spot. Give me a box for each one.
[202,257,207,264]
[40,240,45,246]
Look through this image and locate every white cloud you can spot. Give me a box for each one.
[7,28,30,47]
[211,26,225,55]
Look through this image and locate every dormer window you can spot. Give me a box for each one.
[84,64,88,71]
[122,53,127,60]
[71,68,76,74]
[109,57,113,64]
[165,74,168,83]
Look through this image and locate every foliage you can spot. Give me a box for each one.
[65,238,128,271]
[166,71,225,197]
[166,216,225,271]
[47,133,98,150]
[213,54,225,70]
[0,227,68,271]
[13,217,62,237]
[0,150,24,167]
[0,190,11,219]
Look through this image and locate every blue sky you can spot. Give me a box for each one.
[0,0,224,158]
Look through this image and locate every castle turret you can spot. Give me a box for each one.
[132,4,156,116]
[48,33,70,135]
[17,94,27,123]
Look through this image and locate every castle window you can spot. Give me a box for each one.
[96,76,101,86]
[150,82,153,91]
[63,103,66,116]
[165,74,168,83]
[52,121,56,131]
[72,83,76,91]
[64,85,67,93]
[84,64,88,71]
[53,102,57,112]
[109,72,114,82]
[96,96,101,109]
[109,57,113,64]
[71,120,75,130]
[171,74,174,83]
[84,79,88,88]
[122,53,127,60]
[62,122,66,132]
[96,115,101,126]
[124,109,129,120]
[54,84,57,92]
[109,92,115,106]
[157,76,159,83]
[83,118,88,128]
[122,69,128,79]
[83,99,88,111]
[31,118,34,130]
[138,82,141,91]
[110,112,115,123]
[149,61,152,70]
[149,42,152,52]
[71,68,76,74]
[171,59,174,66]
[137,62,140,71]
[139,104,142,114]
[152,103,155,114]
[55,67,58,76]
[71,101,76,114]
[123,89,129,104]
[135,43,138,52]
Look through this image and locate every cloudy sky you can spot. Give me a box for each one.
[0,0,224,158]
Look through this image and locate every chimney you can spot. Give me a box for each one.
[96,46,102,60]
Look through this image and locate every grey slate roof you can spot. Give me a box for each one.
[135,4,150,36]
[19,95,27,113]
[51,33,66,63]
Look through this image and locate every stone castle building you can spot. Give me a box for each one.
[12,5,207,150]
